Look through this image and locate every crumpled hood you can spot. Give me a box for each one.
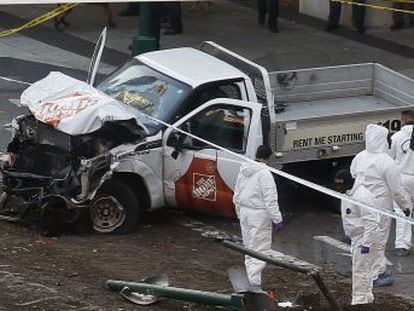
[20,71,149,136]
[239,161,267,177]
[365,124,389,153]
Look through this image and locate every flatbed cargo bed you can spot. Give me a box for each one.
[276,95,398,122]
[269,63,414,163]
[200,42,414,164]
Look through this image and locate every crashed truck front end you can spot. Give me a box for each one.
[3,115,121,206]
[1,72,147,232]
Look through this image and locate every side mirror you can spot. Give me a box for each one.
[168,132,184,160]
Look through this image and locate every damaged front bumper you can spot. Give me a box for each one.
[0,72,149,227]
[1,152,115,211]
[0,102,145,220]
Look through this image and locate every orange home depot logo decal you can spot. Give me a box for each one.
[34,93,98,127]
[175,158,236,218]
[192,173,216,201]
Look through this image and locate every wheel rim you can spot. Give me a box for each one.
[90,195,126,233]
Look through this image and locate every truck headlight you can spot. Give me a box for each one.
[1,153,13,167]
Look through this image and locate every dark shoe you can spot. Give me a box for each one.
[258,15,265,25]
[163,27,183,35]
[161,22,171,29]
[356,24,365,34]
[54,17,70,33]
[41,226,62,238]
[373,275,394,287]
[268,24,279,33]
[106,20,116,28]
[390,23,404,31]
[381,270,393,278]
[324,23,339,32]
[356,27,365,34]
[395,248,410,257]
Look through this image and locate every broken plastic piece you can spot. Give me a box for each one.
[119,286,158,305]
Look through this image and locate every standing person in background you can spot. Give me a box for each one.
[163,2,183,35]
[390,2,414,30]
[119,2,140,16]
[390,110,414,257]
[257,0,279,33]
[233,145,283,292]
[334,169,379,305]
[325,0,366,33]
[351,124,411,287]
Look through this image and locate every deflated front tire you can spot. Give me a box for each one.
[90,179,141,234]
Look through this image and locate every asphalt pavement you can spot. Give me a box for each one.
[0,0,414,306]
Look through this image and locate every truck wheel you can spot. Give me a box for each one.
[89,179,140,233]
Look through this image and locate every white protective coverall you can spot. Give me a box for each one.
[390,124,414,250]
[342,185,378,305]
[350,124,411,280]
[341,195,357,239]
[233,161,283,289]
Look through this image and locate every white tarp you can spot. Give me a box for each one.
[20,71,148,136]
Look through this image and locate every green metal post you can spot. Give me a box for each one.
[218,239,343,311]
[106,280,244,310]
[131,2,160,56]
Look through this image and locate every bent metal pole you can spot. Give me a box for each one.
[106,280,244,310]
[215,238,342,311]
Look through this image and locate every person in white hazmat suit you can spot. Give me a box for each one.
[350,124,411,287]
[334,169,380,304]
[390,110,414,257]
[334,169,358,245]
[233,145,283,292]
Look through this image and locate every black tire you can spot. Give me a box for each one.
[89,179,140,234]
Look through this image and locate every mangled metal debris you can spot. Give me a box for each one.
[1,72,148,233]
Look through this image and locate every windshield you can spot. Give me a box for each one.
[97,59,192,135]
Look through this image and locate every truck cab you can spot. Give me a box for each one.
[1,44,264,234]
[98,46,259,135]
[92,46,264,230]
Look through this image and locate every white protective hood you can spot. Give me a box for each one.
[239,161,267,178]
[20,72,148,136]
[365,124,388,154]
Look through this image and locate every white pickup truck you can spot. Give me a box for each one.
[2,41,414,233]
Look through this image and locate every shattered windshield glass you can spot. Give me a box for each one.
[97,59,191,135]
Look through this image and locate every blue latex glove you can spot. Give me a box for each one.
[273,222,283,233]
[360,245,370,254]
[344,236,352,245]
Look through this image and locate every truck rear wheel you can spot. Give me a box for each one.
[89,179,140,233]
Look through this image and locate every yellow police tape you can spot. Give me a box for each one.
[0,0,412,37]
[0,3,78,37]
[385,0,414,3]
[331,0,414,14]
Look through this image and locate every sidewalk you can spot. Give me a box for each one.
[0,0,413,78]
